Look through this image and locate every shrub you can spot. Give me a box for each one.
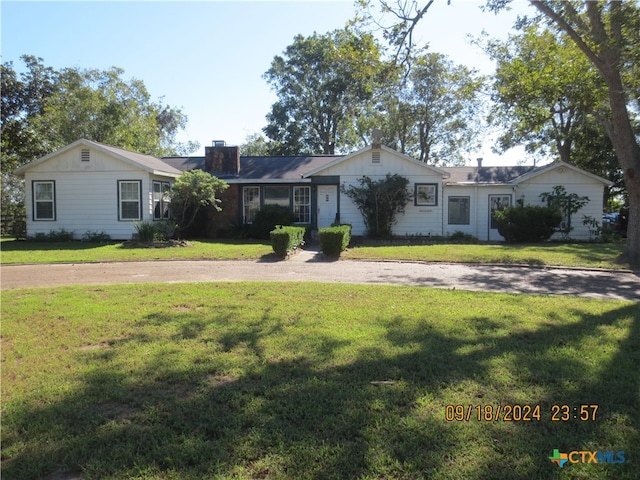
[493,205,562,243]
[342,174,411,238]
[448,231,478,243]
[251,205,295,239]
[134,221,158,242]
[319,225,352,256]
[82,231,111,243]
[29,228,75,242]
[270,225,306,257]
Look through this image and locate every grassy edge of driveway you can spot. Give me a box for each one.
[0,237,630,270]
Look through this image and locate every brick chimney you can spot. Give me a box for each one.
[204,141,240,176]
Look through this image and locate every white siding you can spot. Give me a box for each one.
[23,145,174,240]
[516,167,606,240]
[322,149,445,236]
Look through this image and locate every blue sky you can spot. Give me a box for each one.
[2,0,536,164]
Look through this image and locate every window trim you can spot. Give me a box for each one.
[118,180,142,221]
[448,196,471,225]
[32,180,56,221]
[153,180,171,220]
[415,183,438,206]
[293,186,311,224]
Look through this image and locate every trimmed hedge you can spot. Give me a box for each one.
[251,205,295,239]
[270,225,306,257]
[319,225,352,256]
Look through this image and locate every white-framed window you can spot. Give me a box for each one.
[415,184,438,206]
[293,186,311,223]
[118,180,142,221]
[243,186,260,224]
[33,181,56,220]
[448,196,470,225]
[263,186,290,207]
[153,181,171,220]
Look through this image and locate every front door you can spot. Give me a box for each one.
[317,185,338,228]
[489,194,511,241]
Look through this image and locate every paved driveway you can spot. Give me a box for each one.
[2,249,639,300]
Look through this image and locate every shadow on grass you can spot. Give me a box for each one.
[4,302,639,479]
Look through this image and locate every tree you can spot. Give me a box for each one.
[168,170,229,238]
[342,173,412,238]
[263,29,386,154]
[360,0,640,265]
[401,51,485,165]
[484,25,606,164]
[1,56,199,235]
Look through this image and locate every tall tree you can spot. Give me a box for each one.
[484,25,606,164]
[360,0,640,265]
[263,29,385,154]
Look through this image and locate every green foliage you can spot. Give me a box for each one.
[342,174,411,238]
[493,205,562,243]
[539,185,589,237]
[250,205,295,240]
[263,29,385,154]
[319,225,352,256]
[270,225,306,257]
[81,231,111,243]
[378,50,485,165]
[28,228,75,242]
[447,231,478,243]
[134,221,160,243]
[169,170,228,237]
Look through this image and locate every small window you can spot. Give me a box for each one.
[264,186,290,207]
[33,181,56,220]
[448,196,470,225]
[415,184,438,206]
[118,180,141,220]
[372,151,381,164]
[81,149,90,162]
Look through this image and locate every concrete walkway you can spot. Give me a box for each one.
[2,247,639,300]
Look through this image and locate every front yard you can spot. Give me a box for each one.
[0,238,630,269]
[2,282,638,479]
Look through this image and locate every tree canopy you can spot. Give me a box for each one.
[1,55,198,174]
[263,29,386,155]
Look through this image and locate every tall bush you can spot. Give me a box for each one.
[342,174,411,238]
[250,205,295,239]
[493,205,562,243]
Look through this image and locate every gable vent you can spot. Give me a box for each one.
[81,149,90,162]
[372,151,381,164]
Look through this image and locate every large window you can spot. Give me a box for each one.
[153,181,171,220]
[264,186,290,207]
[33,181,56,220]
[118,180,142,220]
[243,186,260,224]
[293,186,311,223]
[489,195,511,229]
[448,196,470,225]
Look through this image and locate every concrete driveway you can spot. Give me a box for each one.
[2,248,639,300]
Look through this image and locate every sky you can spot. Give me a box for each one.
[1,0,538,165]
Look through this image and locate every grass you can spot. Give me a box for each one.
[2,282,638,479]
[0,238,630,269]
[0,238,274,264]
[343,242,629,269]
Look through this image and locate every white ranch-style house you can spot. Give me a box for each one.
[16,138,612,241]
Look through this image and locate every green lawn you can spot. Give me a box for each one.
[2,282,638,479]
[0,238,630,269]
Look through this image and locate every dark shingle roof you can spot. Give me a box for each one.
[162,155,341,181]
[441,166,535,184]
